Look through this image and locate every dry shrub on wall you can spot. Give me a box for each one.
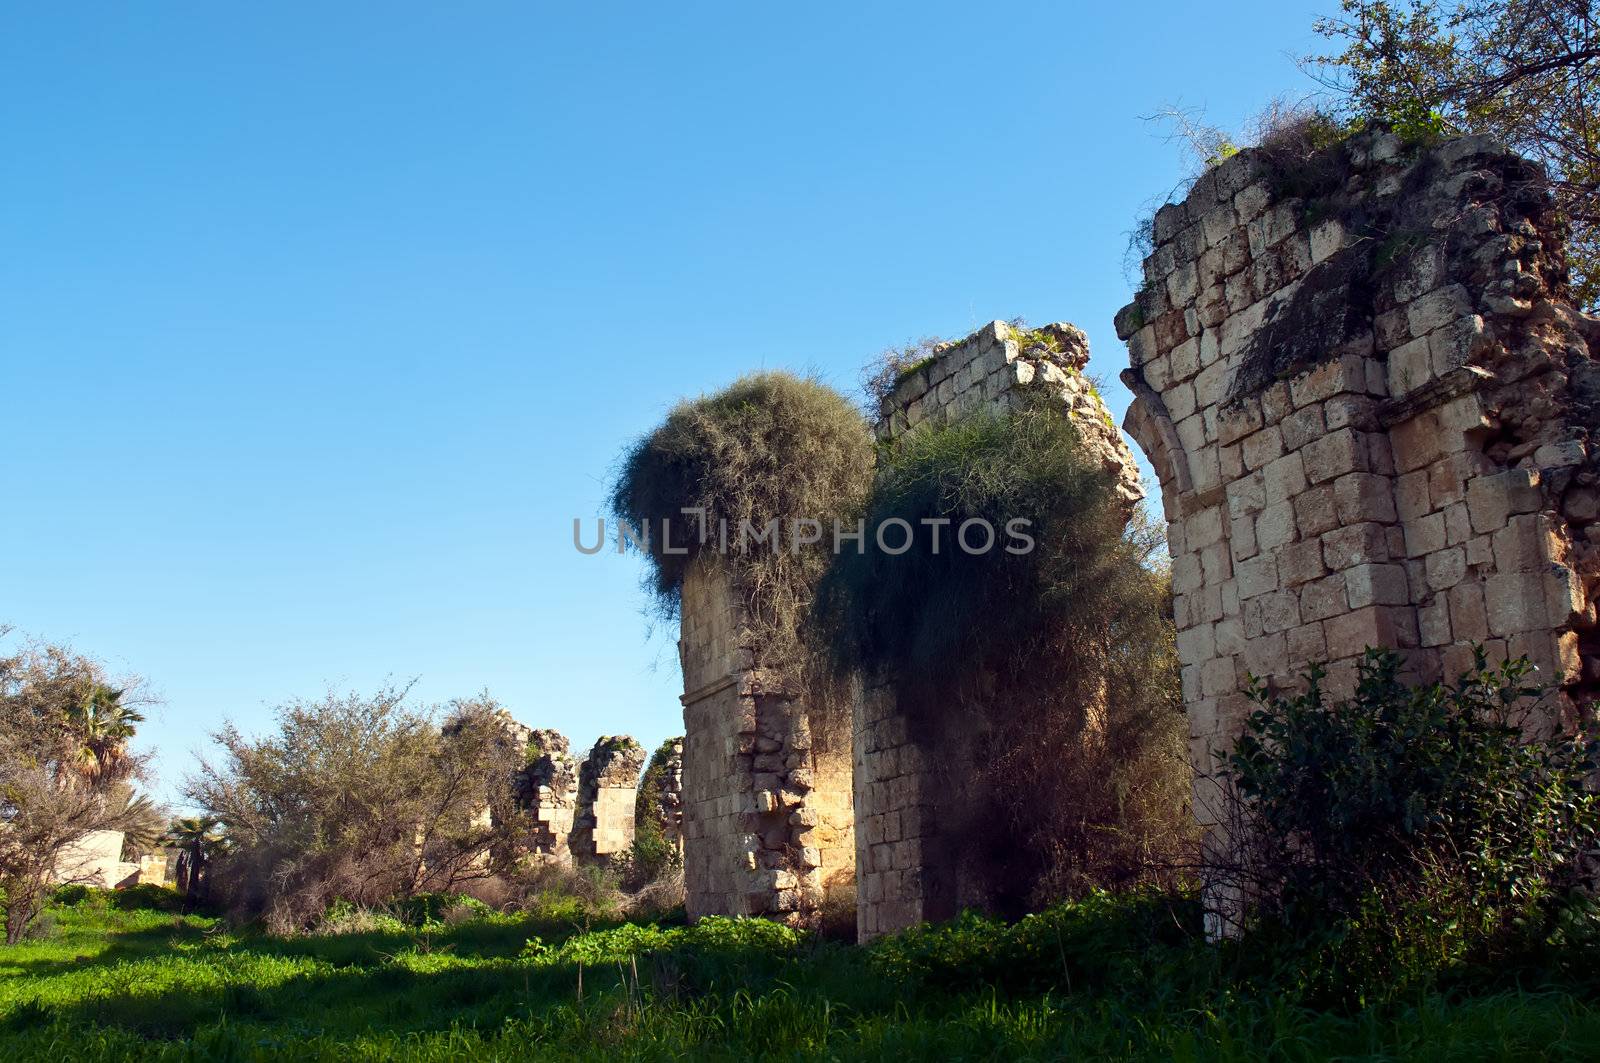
[608,371,876,669]
[817,397,1195,913]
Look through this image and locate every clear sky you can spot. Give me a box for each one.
[1,2,1331,806]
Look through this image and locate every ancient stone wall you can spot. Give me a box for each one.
[516,728,579,862]
[637,737,686,856]
[855,320,1142,941]
[570,736,645,864]
[1116,130,1600,905]
[678,559,856,921]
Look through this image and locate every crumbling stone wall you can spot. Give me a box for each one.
[678,560,855,920]
[855,321,1142,941]
[637,738,686,856]
[1116,130,1600,898]
[516,728,579,863]
[570,736,645,865]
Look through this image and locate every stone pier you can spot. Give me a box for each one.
[854,321,1141,941]
[570,736,645,865]
[1115,130,1600,919]
[678,560,855,921]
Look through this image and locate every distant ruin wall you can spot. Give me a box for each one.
[678,560,855,921]
[1116,130,1600,880]
[570,736,645,864]
[518,728,579,863]
[638,737,686,856]
[855,321,1142,941]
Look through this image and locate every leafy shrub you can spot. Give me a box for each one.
[106,884,184,913]
[608,371,874,668]
[627,738,683,887]
[393,891,489,927]
[869,889,1201,994]
[312,901,409,936]
[49,885,93,907]
[861,335,946,418]
[816,397,1193,910]
[1218,648,1600,996]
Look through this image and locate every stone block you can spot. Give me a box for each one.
[1389,411,1444,473]
[1294,485,1341,538]
[1387,335,1433,396]
[1287,621,1327,666]
[1279,538,1327,587]
[1346,563,1411,608]
[1236,553,1279,600]
[1333,472,1397,524]
[1395,473,1433,521]
[1485,571,1548,636]
[1300,573,1349,622]
[1466,469,1542,534]
[1419,597,1452,647]
[1217,398,1263,445]
[1326,606,1415,659]
[1424,547,1467,591]
[1404,511,1446,557]
[1226,471,1266,519]
[1259,590,1302,634]
[1406,283,1474,336]
[1264,452,1309,504]
[1255,502,1297,551]
[1241,426,1285,471]
[1302,429,1370,484]
[1323,522,1392,569]
[1491,512,1555,572]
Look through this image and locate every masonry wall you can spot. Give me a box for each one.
[639,738,686,856]
[1116,131,1600,917]
[678,559,856,921]
[570,736,645,864]
[855,320,1142,941]
[518,728,579,863]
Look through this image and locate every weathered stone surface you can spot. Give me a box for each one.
[570,736,645,865]
[858,320,1144,942]
[1118,129,1600,874]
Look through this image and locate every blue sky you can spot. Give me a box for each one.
[1,2,1330,806]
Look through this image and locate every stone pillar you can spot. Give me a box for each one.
[517,728,579,863]
[855,321,1141,941]
[678,559,856,921]
[637,737,686,856]
[570,736,645,865]
[1116,130,1600,928]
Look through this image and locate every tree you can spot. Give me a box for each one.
[186,686,525,931]
[1310,0,1600,306]
[165,816,225,912]
[0,635,160,943]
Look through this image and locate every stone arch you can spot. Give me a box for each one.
[1114,130,1600,924]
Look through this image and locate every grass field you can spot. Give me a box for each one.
[1,890,1599,1061]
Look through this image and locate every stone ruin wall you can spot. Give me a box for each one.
[678,559,855,921]
[517,728,579,863]
[855,321,1143,941]
[569,736,646,864]
[639,738,686,855]
[1116,130,1600,892]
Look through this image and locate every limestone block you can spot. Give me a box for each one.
[1466,469,1542,534]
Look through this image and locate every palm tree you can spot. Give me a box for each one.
[61,682,144,788]
[165,816,224,910]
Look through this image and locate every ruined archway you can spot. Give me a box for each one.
[1115,129,1600,924]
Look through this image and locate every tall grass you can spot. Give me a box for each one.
[3,888,1598,1060]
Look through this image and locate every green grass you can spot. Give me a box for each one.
[2,893,1600,1061]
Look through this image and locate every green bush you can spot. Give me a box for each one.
[816,397,1193,909]
[1221,648,1600,996]
[106,885,184,913]
[869,889,1201,994]
[391,892,490,927]
[628,738,683,887]
[608,371,874,667]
